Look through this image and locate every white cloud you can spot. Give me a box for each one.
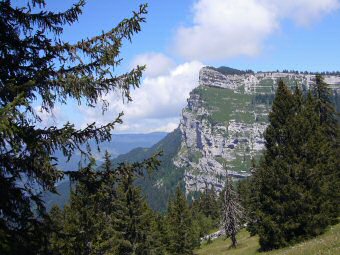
[79,60,204,133]
[114,118,180,133]
[174,0,340,61]
[130,52,175,78]
[262,0,340,26]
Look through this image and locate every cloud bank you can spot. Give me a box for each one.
[130,53,175,78]
[80,60,203,133]
[174,0,340,61]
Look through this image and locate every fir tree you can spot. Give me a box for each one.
[48,153,160,255]
[147,213,168,255]
[189,185,221,240]
[310,76,340,224]
[251,81,307,250]
[251,79,340,251]
[47,205,64,254]
[111,166,153,255]
[166,186,197,255]
[198,185,220,222]
[313,75,338,133]
[0,1,148,253]
[221,173,243,248]
[190,200,215,240]
[49,159,113,255]
[238,158,257,236]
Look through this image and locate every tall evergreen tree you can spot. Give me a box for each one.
[111,166,153,255]
[48,152,160,255]
[166,186,197,255]
[221,173,243,248]
[189,185,221,241]
[48,205,64,255]
[0,1,148,253]
[197,185,220,222]
[146,213,168,255]
[251,79,339,251]
[313,75,339,134]
[48,159,115,255]
[238,158,257,236]
[310,76,340,224]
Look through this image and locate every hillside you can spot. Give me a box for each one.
[111,128,184,211]
[43,132,168,210]
[44,130,182,212]
[195,223,340,255]
[52,132,168,171]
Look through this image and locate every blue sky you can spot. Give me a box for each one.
[36,0,340,133]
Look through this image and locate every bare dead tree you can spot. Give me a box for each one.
[221,169,244,248]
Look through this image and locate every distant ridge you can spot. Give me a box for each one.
[208,65,340,75]
[43,132,168,210]
[207,66,254,75]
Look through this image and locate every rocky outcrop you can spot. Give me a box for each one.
[175,67,340,195]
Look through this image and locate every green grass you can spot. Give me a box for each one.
[195,223,340,255]
[195,86,254,124]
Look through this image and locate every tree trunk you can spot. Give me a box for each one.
[231,233,237,248]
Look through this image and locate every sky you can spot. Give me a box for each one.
[35,0,340,133]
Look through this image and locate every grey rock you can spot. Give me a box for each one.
[174,67,340,196]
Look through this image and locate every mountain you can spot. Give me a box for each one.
[176,67,340,195]
[122,67,340,210]
[52,132,168,171]
[43,132,168,210]
[111,129,184,211]
[44,67,340,212]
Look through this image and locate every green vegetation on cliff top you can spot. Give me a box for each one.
[193,86,254,124]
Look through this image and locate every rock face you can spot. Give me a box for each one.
[174,67,340,195]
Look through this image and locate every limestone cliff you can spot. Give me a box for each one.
[174,67,340,194]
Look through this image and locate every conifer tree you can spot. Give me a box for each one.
[48,153,160,255]
[0,1,148,253]
[238,159,257,236]
[47,205,64,254]
[48,159,114,255]
[189,185,220,240]
[311,76,340,222]
[251,79,339,250]
[166,186,197,255]
[221,173,243,248]
[313,75,338,134]
[147,213,168,255]
[111,167,153,255]
[251,81,306,250]
[198,185,220,222]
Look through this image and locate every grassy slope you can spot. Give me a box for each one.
[194,86,254,124]
[195,223,340,255]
